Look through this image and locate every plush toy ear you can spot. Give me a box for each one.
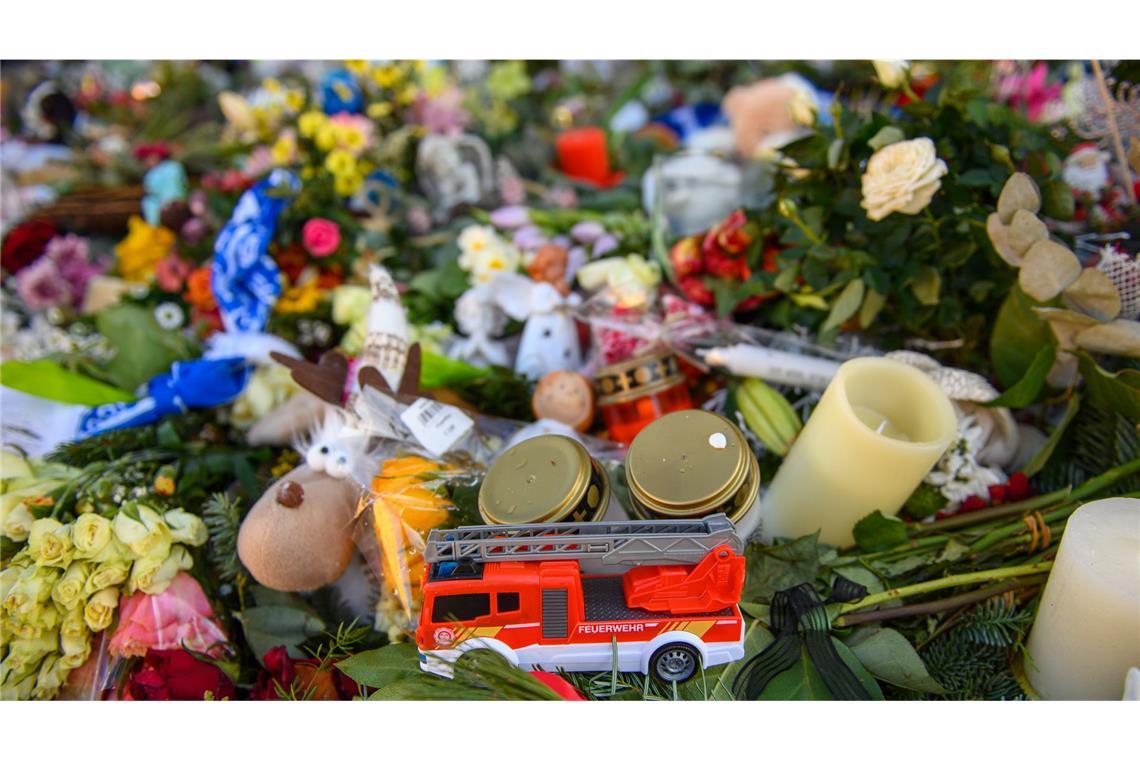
[488,272,536,321]
[271,350,349,406]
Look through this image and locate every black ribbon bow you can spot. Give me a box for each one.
[732,577,869,700]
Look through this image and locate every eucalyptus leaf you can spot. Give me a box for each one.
[990,286,1052,388]
[235,604,327,664]
[850,628,946,694]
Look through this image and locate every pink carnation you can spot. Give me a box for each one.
[302,218,342,257]
[155,253,193,293]
[108,572,228,659]
[15,256,71,310]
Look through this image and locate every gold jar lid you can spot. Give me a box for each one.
[595,350,686,406]
[625,409,758,518]
[479,435,606,524]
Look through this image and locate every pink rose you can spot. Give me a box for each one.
[108,572,228,659]
[302,218,342,257]
[155,253,193,293]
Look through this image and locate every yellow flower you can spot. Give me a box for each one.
[129,545,191,595]
[20,601,61,636]
[345,59,370,75]
[83,587,119,631]
[33,655,67,701]
[112,504,171,559]
[1,629,56,677]
[72,513,113,559]
[366,102,393,120]
[331,285,371,326]
[115,216,175,283]
[28,518,73,568]
[315,122,338,152]
[271,131,298,166]
[59,609,91,668]
[275,278,325,314]
[163,509,208,546]
[231,363,299,429]
[1,500,34,542]
[334,171,364,197]
[51,561,92,611]
[371,65,403,89]
[262,77,282,94]
[83,560,130,596]
[298,110,327,139]
[397,84,419,105]
[419,66,447,97]
[324,149,357,177]
[284,90,306,113]
[2,566,57,618]
[0,671,37,700]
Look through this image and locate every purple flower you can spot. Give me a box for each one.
[513,225,547,251]
[181,218,209,245]
[490,206,531,229]
[44,234,90,270]
[544,186,578,209]
[570,221,605,244]
[565,246,587,282]
[15,257,71,310]
[415,88,470,137]
[552,235,571,249]
[592,233,619,258]
[499,175,526,206]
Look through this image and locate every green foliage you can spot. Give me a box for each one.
[742,533,823,604]
[95,304,197,391]
[984,343,1055,408]
[202,493,246,585]
[1035,394,1140,496]
[848,627,945,694]
[919,597,1032,700]
[989,287,1053,389]
[903,482,947,520]
[234,586,327,664]
[853,511,909,552]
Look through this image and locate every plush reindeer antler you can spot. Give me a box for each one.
[270,350,350,406]
[358,342,423,404]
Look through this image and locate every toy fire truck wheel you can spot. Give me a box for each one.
[649,643,701,683]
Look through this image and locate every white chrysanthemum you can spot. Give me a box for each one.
[925,414,1006,505]
[154,302,185,330]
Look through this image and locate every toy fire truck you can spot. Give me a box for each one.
[415,515,746,683]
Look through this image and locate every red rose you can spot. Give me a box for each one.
[127,649,236,701]
[134,141,173,163]
[1006,472,1032,502]
[2,219,58,274]
[302,218,342,258]
[669,236,703,278]
[702,209,753,258]
[251,645,360,701]
[704,244,751,281]
[676,276,715,307]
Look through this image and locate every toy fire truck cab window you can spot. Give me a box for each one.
[431,593,491,623]
[497,592,520,613]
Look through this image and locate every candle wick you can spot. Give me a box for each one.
[875,420,888,435]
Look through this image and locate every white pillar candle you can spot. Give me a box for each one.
[1025,497,1140,700]
[758,357,956,546]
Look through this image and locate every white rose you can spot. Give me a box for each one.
[787,87,817,127]
[872,60,910,89]
[860,137,948,222]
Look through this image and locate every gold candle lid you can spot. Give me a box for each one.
[595,350,686,406]
[479,435,595,524]
[625,409,755,517]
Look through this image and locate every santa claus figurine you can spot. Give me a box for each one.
[1063,143,1112,197]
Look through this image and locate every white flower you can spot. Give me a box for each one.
[872,60,910,89]
[153,303,184,330]
[457,227,522,285]
[925,414,1006,506]
[787,87,817,127]
[457,225,498,268]
[860,137,948,221]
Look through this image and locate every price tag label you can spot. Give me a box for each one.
[399,397,475,457]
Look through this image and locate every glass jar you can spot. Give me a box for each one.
[624,409,761,540]
[595,351,693,445]
[478,435,623,525]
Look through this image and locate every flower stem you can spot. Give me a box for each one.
[834,576,1046,627]
[909,488,1069,534]
[835,561,1054,616]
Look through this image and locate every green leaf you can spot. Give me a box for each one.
[235,605,327,664]
[990,287,1052,389]
[419,351,491,389]
[773,263,800,292]
[902,482,947,519]
[96,304,195,391]
[336,644,422,689]
[821,278,864,334]
[850,628,946,694]
[858,288,887,328]
[984,343,1055,408]
[831,565,885,597]
[852,511,908,552]
[827,138,845,170]
[958,168,995,187]
[756,639,883,700]
[867,126,905,151]
[0,360,136,405]
[744,534,822,603]
[907,266,941,306]
[1041,179,1075,220]
[712,619,775,699]
[1022,393,1080,476]
[1074,352,1140,421]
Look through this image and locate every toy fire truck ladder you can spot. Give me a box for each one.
[425,515,746,615]
[425,515,742,568]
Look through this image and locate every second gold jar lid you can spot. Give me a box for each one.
[479,435,594,524]
[625,409,752,517]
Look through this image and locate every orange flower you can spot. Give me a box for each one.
[184,267,217,311]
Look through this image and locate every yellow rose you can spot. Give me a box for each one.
[51,561,92,611]
[32,654,67,700]
[28,518,74,568]
[0,565,21,600]
[860,137,948,222]
[114,216,175,283]
[129,545,192,595]
[1,629,55,676]
[331,285,371,326]
[72,513,113,559]
[83,560,131,596]
[113,504,172,559]
[0,670,37,700]
[872,60,910,89]
[83,587,119,632]
[3,566,58,617]
[12,602,61,639]
[163,509,208,547]
[1,498,35,542]
[59,611,91,669]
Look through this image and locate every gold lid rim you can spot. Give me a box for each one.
[596,375,687,406]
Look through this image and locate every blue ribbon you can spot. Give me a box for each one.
[211,169,299,334]
[76,358,252,437]
[320,69,363,115]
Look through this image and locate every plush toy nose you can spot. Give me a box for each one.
[277,480,305,508]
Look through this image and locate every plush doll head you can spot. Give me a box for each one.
[237,464,361,592]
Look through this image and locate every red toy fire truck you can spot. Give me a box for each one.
[415,515,746,683]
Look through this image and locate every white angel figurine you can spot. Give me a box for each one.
[448,285,510,368]
[487,272,583,380]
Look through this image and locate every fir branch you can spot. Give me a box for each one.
[202,492,246,585]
